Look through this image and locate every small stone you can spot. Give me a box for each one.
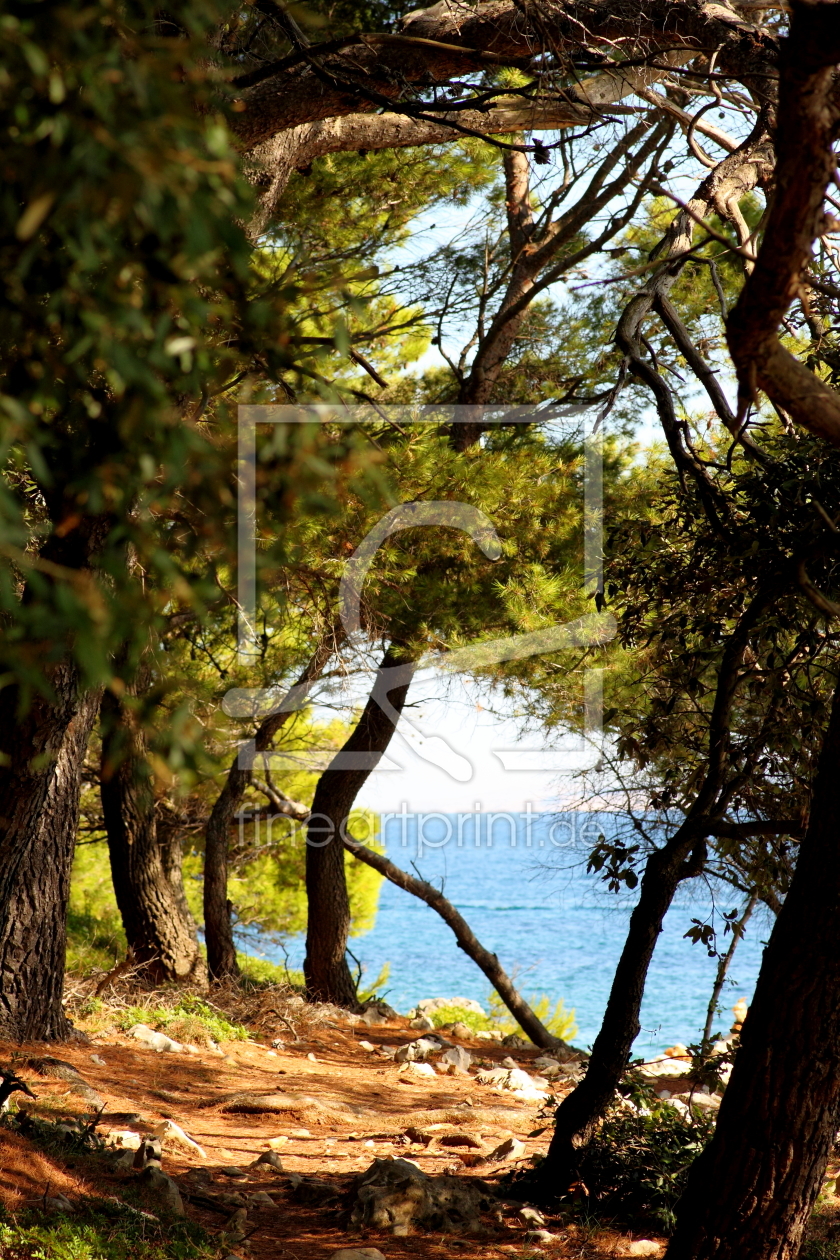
[439,1046,472,1074]
[220,1207,249,1244]
[501,1056,519,1070]
[330,1250,387,1260]
[526,1229,559,1244]
[306,1052,318,1062]
[90,1054,106,1066]
[409,1016,435,1031]
[400,1061,436,1079]
[128,1023,183,1054]
[43,1194,75,1215]
[141,1167,184,1216]
[502,1033,529,1048]
[449,1021,473,1040]
[416,997,485,1016]
[533,1056,560,1072]
[152,1119,206,1158]
[519,1206,547,1228]
[252,1150,285,1172]
[289,1128,311,1138]
[624,1242,662,1257]
[248,1191,276,1207]
[108,1129,142,1150]
[358,1040,376,1052]
[489,1136,526,1161]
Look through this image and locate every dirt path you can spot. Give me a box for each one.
[0,1012,664,1260]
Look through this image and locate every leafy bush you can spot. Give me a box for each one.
[487,990,578,1042]
[429,1004,494,1032]
[236,953,304,989]
[572,1100,716,1231]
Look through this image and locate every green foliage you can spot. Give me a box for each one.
[357,962,391,1004]
[429,993,578,1042]
[429,1004,493,1032]
[488,990,578,1042]
[0,1199,217,1260]
[115,995,248,1044]
[236,953,304,990]
[572,1100,716,1232]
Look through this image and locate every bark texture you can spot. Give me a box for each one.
[667,672,840,1260]
[204,638,336,980]
[343,834,562,1048]
[537,585,775,1189]
[0,667,100,1041]
[726,4,840,448]
[304,647,415,1007]
[234,1,777,149]
[100,686,204,985]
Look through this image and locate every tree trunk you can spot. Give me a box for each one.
[204,638,336,980]
[343,833,562,1048]
[100,686,205,986]
[304,646,415,1007]
[667,676,840,1260]
[701,890,757,1050]
[0,666,100,1041]
[535,826,704,1189]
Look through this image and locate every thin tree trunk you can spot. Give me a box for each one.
[667,676,840,1260]
[342,833,561,1048]
[538,826,705,1184]
[536,585,776,1191]
[100,685,205,985]
[204,637,336,980]
[304,646,415,1007]
[0,668,100,1041]
[701,890,757,1050]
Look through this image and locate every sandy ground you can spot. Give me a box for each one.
[0,1012,669,1260]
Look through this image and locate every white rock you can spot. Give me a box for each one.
[526,1229,559,1244]
[90,1054,107,1066]
[401,1061,437,1078]
[519,1206,546,1227]
[306,1052,317,1062]
[128,1024,183,1054]
[475,1067,548,1100]
[533,1056,561,1072]
[623,1241,662,1257]
[331,1250,386,1260]
[395,1037,440,1063]
[152,1119,206,1158]
[107,1130,142,1150]
[637,1056,689,1079]
[489,1136,526,1161]
[409,1016,435,1031]
[439,1046,472,1074]
[358,1040,376,1052]
[417,996,485,1016]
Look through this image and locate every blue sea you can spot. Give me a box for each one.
[244,813,768,1055]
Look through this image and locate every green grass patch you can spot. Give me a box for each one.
[116,995,248,1044]
[0,1199,218,1260]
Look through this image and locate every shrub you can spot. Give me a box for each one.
[572,1099,716,1232]
[487,990,578,1042]
[429,1004,493,1032]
